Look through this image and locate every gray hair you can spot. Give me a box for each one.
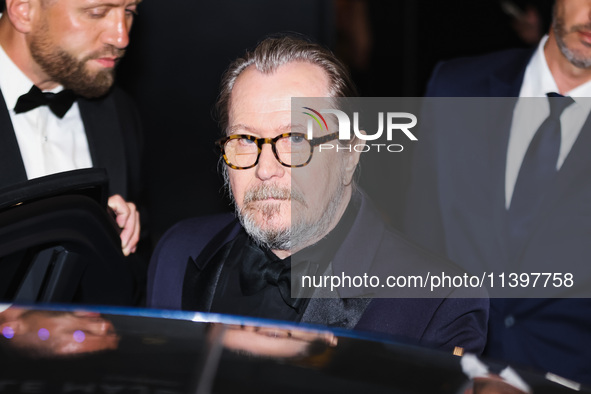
[216,35,358,135]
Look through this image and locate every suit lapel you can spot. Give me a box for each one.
[330,192,383,298]
[78,95,127,197]
[182,220,242,312]
[487,48,531,97]
[0,89,28,187]
[300,193,377,327]
[301,295,371,329]
[488,72,523,97]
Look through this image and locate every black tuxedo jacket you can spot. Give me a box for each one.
[0,86,147,306]
[0,86,143,201]
[148,193,488,354]
[405,48,591,383]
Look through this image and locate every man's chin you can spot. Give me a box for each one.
[68,75,114,98]
[61,63,115,98]
[250,217,291,233]
[241,220,292,251]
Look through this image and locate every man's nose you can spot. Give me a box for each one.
[103,10,131,49]
[255,144,285,180]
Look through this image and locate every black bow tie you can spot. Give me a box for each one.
[14,85,76,118]
[239,240,318,313]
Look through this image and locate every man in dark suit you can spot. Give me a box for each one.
[0,0,141,256]
[405,0,591,384]
[148,36,488,354]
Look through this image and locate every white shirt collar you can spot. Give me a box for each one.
[0,42,64,111]
[519,35,558,97]
[0,43,36,110]
[519,34,591,124]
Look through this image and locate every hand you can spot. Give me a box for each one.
[108,194,140,256]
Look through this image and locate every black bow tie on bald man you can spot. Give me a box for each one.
[239,239,319,313]
[14,86,77,119]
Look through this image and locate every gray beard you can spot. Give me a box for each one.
[233,181,346,253]
[553,20,591,69]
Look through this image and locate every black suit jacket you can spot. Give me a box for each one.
[0,86,143,201]
[405,48,591,383]
[148,193,488,354]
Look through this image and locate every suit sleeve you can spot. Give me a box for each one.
[421,297,489,355]
[355,296,488,355]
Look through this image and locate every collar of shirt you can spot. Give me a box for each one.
[0,42,64,111]
[518,34,591,141]
[520,35,559,98]
[520,35,591,101]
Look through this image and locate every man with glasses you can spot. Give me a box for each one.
[147,36,488,353]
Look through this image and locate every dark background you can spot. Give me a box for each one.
[116,0,554,246]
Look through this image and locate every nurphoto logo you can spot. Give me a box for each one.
[302,106,418,153]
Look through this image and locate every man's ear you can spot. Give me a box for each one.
[342,131,365,186]
[4,0,34,34]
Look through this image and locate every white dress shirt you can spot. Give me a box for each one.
[0,43,92,180]
[505,36,591,208]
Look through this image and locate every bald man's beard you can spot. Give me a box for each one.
[29,20,123,98]
[231,181,345,253]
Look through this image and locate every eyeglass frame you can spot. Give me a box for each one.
[216,132,340,170]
